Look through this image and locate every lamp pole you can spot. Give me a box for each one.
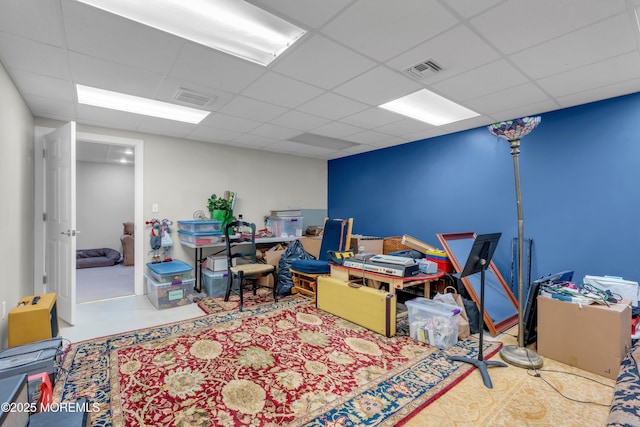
[488,116,543,369]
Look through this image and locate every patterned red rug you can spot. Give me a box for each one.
[194,287,308,315]
[56,298,501,426]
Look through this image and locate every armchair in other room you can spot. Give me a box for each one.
[290,218,353,299]
[121,222,134,266]
[224,220,278,311]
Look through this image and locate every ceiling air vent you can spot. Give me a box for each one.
[174,88,215,108]
[404,58,444,80]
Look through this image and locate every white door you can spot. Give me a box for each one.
[44,122,77,325]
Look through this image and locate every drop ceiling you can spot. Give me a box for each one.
[2,0,640,160]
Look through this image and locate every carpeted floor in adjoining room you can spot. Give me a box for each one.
[76,263,134,303]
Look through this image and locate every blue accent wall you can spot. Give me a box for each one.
[328,92,640,288]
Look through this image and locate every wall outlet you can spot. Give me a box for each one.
[152,203,159,213]
[2,301,6,320]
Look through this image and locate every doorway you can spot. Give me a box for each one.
[34,125,144,324]
[75,140,135,302]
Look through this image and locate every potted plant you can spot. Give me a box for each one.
[207,194,232,221]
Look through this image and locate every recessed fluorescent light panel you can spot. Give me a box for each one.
[76,0,306,66]
[76,84,210,124]
[379,89,480,126]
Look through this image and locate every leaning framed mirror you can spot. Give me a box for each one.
[437,232,518,336]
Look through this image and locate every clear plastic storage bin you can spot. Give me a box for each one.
[406,297,460,350]
[266,216,303,238]
[177,230,223,245]
[177,220,223,233]
[202,270,229,298]
[145,273,194,309]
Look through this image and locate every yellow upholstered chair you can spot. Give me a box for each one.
[224,220,278,311]
[290,218,353,299]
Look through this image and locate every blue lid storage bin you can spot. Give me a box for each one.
[177,220,223,233]
[146,260,193,283]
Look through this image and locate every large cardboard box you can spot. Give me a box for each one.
[350,235,383,254]
[537,296,631,379]
[299,236,322,259]
[256,248,285,287]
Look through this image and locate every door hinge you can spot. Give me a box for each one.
[43,274,47,284]
[43,212,47,221]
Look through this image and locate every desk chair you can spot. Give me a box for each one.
[224,220,278,311]
[290,218,353,299]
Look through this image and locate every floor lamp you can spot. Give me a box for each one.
[488,117,544,369]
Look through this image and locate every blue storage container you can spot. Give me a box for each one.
[177,220,223,233]
[146,260,193,283]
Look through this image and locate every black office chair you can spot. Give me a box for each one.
[224,220,278,311]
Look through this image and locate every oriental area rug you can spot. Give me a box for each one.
[55,298,501,426]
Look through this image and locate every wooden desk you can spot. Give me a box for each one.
[330,264,444,298]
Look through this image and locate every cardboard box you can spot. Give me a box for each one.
[350,235,383,254]
[206,255,228,272]
[299,236,322,259]
[257,248,285,287]
[537,296,631,379]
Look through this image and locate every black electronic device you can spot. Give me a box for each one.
[449,233,507,389]
[0,338,62,385]
[522,270,574,345]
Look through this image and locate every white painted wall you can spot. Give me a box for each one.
[34,119,328,272]
[0,62,35,349]
[76,161,134,251]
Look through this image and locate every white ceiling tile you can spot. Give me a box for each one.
[267,140,313,153]
[373,117,436,137]
[248,0,353,29]
[338,144,378,156]
[322,0,458,62]
[297,92,368,120]
[444,0,504,19]
[11,70,74,101]
[76,104,142,130]
[470,0,627,54]
[137,117,196,138]
[556,78,640,109]
[385,24,501,84]
[272,35,376,90]
[68,52,164,97]
[346,130,397,145]
[465,83,551,115]
[310,122,364,138]
[269,110,331,131]
[241,72,324,108]
[333,66,422,105]
[0,0,65,46]
[233,134,280,148]
[0,34,70,79]
[510,13,637,80]
[403,128,447,143]
[218,96,288,123]
[340,108,404,128]
[537,52,640,98]
[489,99,562,123]
[23,94,76,118]
[368,136,411,148]
[249,123,300,140]
[170,43,265,93]
[199,112,262,133]
[188,126,242,143]
[61,0,184,74]
[431,59,529,102]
